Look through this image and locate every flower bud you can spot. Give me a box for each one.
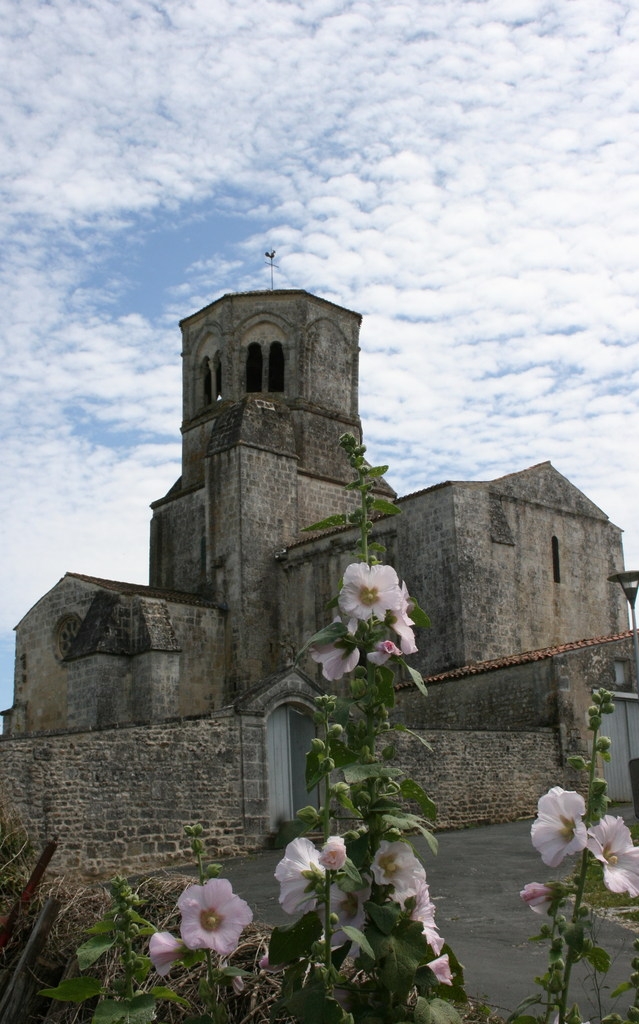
[297,805,320,826]
[350,677,366,698]
[382,744,395,760]
[592,778,608,795]
[589,714,602,729]
[311,738,325,752]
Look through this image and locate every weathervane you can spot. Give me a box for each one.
[264,250,279,289]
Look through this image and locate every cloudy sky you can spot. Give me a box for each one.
[1,0,638,715]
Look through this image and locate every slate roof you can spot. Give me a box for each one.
[67,573,218,608]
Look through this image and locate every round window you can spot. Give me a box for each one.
[55,614,82,659]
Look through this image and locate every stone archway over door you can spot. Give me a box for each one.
[267,704,316,830]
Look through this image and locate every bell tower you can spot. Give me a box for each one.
[149,289,366,692]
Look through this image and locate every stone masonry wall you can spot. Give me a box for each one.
[0,713,252,879]
[394,728,564,829]
[0,707,564,878]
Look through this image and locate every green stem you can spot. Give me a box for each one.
[556,723,600,1024]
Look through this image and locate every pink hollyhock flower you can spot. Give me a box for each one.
[330,883,370,948]
[259,954,285,973]
[387,582,418,655]
[149,931,185,976]
[339,563,403,625]
[178,878,253,955]
[310,632,359,681]
[531,787,587,867]
[404,879,444,954]
[319,835,347,871]
[587,815,639,896]
[520,882,554,914]
[275,837,324,914]
[372,840,426,894]
[429,954,453,986]
[367,640,402,665]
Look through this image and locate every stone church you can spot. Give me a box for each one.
[0,289,634,878]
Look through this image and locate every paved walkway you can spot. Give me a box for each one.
[210,806,638,1020]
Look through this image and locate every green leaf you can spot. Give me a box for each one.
[416,995,463,1024]
[585,945,611,972]
[334,788,360,817]
[150,985,191,1007]
[376,666,396,708]
[367,465,389,478]
[285,986,345,1024]
[306,747,324,789]
[346,831,370,868]
[302,514,348,532]
[409,601,431,629]
[93,995,157,1024]
[365,899,401,935]
[401,661,428,697]
[378,920,431,999]
[269,912,323,963]
[328,739,359,769]
[506,995,544,1024]
[400,778,437,821]
[338,857,364,888]
[342,763,402,783]
[393,723,433,752]
[341,925,376,958]
[371,498,401,516]
[611,981,634,998]
[39,976,104,1002]
[77,934,116,970]
[296,620,349,661]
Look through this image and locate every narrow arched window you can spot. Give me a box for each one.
[552,536,560,583]
[202,360,212,406]
[246,343,263,392]
[215,356,222,399]
[268,342,285,392]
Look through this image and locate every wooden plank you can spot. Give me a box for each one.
[0,897,60,1024]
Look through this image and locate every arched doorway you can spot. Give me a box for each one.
[267,703,318,830]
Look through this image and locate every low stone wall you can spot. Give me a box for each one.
[0,714,564,878]
[0,712,251,879]
[394,727,563,829]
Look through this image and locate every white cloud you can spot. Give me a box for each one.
[1,0,639,714]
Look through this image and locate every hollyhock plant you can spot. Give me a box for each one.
[371,840,427,894]
[149,931,185,976]
[587,815,639,896]
[531,786,587,867]
[275,837,325,914]
[520,882,554,915]
[178,878,253,956]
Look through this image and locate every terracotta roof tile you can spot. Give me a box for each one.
[396,630,635,690]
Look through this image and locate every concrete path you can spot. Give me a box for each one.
[209,806,638,1021]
